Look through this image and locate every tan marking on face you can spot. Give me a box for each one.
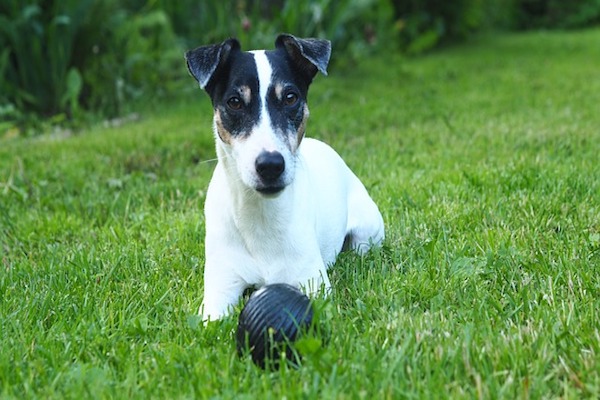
[239,85,252,105]
[296,105,310,149]
[274,83,284,101]
[214,109,232,144]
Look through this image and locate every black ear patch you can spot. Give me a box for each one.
[275,34,331,80]
[185,38,241,89]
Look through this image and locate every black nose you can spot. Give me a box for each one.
[255,151,285,182]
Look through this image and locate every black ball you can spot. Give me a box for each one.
[236,283,313,368]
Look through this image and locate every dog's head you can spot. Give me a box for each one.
[186,34,331,196]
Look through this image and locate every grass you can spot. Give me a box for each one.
[1,29,600,398]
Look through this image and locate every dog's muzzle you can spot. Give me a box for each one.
[255,151,285,194]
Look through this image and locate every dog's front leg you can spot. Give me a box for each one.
[199,259,248,322]
[305,271,331,296]
[294,255,332,298]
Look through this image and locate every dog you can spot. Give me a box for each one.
[185,34,384,321]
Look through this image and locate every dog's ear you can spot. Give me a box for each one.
[275,34,331,80]
[185,38,241,89]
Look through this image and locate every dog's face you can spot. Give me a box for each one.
[186,35,331,195]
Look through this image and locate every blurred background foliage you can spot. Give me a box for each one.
[1,0,599,134]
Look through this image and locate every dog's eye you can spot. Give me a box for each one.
[283,92,298,106]
[227,96,242,110]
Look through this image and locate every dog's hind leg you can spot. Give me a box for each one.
[345,177,385,254]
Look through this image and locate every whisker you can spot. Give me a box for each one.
[197,157,219,165]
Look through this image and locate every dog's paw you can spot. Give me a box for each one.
[198,303,228,324]
[298,273,331,298]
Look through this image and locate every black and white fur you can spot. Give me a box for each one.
[186,34,384,321]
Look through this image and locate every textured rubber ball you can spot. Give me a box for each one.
[236,283,313,368]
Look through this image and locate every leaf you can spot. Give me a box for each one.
[133,314,149,333]
[21,5,41,20]
[407,29,440,55]
[187,315,203,331]
[450,257,486,278]
[294,337,322,355]
[60,67,82,111]
[53,15,71,26]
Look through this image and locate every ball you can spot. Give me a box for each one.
[236,283,314,368]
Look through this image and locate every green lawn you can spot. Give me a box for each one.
[1,29,599,398]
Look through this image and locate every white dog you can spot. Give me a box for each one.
[186,34,384,321]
